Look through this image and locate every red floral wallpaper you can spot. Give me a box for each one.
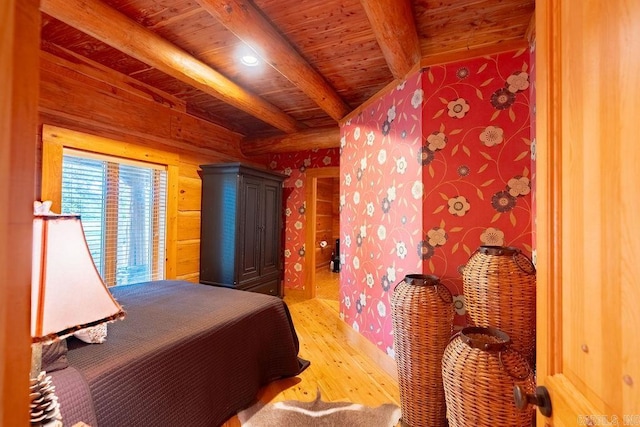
[268,148,340,290]
[340,50,533,355]
[529,40,538,266]
[420,51,534,314]
[340,72,425,356]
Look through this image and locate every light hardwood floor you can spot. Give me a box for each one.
[314,268,340,301]
[222,296,400,426]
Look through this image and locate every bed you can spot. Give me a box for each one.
[47,280,309,426]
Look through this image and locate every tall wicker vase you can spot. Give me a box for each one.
[391,274,454,427]
[442,327,535,426]
[463,246,536,366]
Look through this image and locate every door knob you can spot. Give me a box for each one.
[513,385,553,417]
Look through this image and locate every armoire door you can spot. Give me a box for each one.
[237,175,261,284]
[260,179,281,279]
[536,0,640,424]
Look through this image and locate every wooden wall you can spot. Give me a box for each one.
[1,1,40,424]
[315,177,339,270]
[332,177,340,241]
[38,46,268,282]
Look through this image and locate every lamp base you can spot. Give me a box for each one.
[30,371,62,426]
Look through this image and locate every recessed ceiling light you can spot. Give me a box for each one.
[240,54,259,67]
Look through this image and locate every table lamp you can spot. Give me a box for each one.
[30,213,126,425]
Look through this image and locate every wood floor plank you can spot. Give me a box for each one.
[221,296,400,426]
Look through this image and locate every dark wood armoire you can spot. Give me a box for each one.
[199,163,284,297]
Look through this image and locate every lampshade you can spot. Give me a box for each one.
[31,214,125,343]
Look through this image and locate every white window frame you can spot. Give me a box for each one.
[61,149,168,286]
[41,125,179,280]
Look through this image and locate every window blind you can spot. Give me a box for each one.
[61,151,167,286]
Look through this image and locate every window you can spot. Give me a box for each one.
[41,125,178,281]
[61,149,167,286]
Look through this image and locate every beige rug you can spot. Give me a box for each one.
[238,391,401,426]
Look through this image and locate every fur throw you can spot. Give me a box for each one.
[238,390,401,426]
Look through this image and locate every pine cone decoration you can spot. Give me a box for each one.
[30,371,62,427]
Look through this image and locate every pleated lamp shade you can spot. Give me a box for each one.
[31,215,125,344]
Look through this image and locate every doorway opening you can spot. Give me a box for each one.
[304,167,340,301]
[314,176,340,301]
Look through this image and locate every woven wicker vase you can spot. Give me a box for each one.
[442,327,535,427]
[391,274,454,427]
[463,246,536,366]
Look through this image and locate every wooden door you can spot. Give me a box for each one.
[1,1,40,424]
[260,178,282,279]
[238,175,261,285]
[536,0,640,425]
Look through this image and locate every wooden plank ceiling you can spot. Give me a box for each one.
[39,0,534,154]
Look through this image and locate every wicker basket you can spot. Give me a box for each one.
[463,246,536,365]
[391,274,454,427]
[442,327,535,426]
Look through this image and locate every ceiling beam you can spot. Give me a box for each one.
[41,0,302,134]
[242,127,340,156]
[360,0,421,79]
[196,0,351,122]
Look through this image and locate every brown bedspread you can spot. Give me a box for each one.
[63,280,308,426]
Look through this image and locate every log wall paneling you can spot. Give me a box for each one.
[332,177,340,241]
[41,0,303,134]
[242,126,340,156]
[304,167,339,298]
[40,47,187,113]
[176,240,201,279]
[177,176,203,212]
[39,53,249,161]
[177,211,202,242]
[40,62,174,140]
[316,205,333,219]
[38,48,275,283]
[316,177,335,270]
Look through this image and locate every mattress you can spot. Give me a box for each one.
[55,280,307,426]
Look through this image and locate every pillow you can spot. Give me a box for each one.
[74,323,107,344]
[41,339,69,372]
